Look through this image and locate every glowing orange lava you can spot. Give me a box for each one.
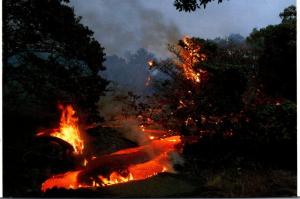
[41,136,181,192]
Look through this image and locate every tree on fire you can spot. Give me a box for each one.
[147,37,251,134]
[145,5,296,175]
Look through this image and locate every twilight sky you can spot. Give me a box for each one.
[70,0,295,57]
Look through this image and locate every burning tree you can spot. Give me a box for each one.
[142,35,296,172]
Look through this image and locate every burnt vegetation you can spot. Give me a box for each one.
[2,0,297,197]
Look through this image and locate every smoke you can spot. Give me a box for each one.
[70,0,182,57]
[169,152,185,170]
[97,86,185,173]
[97,88,149,145]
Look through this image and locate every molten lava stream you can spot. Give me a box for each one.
[41,136,181,192]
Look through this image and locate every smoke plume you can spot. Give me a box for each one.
[70,0,182,57]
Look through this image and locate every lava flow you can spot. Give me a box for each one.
[39,36,205,192]
[38,105,182,192]
[41,136,181,192]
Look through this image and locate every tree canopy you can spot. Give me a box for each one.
[173,0,223,11]
[247,5,296,101]
[3,0,109,123]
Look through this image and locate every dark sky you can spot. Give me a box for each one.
[70,0,295,57]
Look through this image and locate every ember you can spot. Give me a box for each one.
[178,36,207,84]
[38,37,206,193]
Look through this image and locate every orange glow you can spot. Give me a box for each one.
[41,171,83,192]
[83,159,88,167]
[177,36,207,84]
[147,60,155,69]
[38,104,184,192]
[51,105,84,155]
[149,136,155,140]
[37,105,84,155]
[41,136,181,192]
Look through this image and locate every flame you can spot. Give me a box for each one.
[38,101,185,192]
[41,136,181,192]
[39,36,209,192]
[37,105,84,155]
[149,136,155,140]
[41,171,84,192]
[51,105,84,155]
[147,60,155,69]
[177,36,207,84]
[83,159,88,167]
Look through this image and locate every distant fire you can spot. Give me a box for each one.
[147,36,207,85]
[147,60,155,69]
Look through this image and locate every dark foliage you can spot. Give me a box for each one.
[3,0,108,196]
[103,49,156,94]
[247,5,296,101]
[148,5,296,182]
[3,0,109,121]
[174,0,223,11]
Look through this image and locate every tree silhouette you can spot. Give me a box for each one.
[3,0,109,122]
[173,0,223,12]
[247,5,296,101]
[3,1,109,195]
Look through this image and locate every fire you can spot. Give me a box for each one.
[41,171,84,192]
[149,136,155,140]
[51,105,84,155]
[41,136,181,192]
[37,105,84,155]
[145,36,207,84]
[145,75,151,86]
[147,60,155,69]
[177,36,207,84]
[38,35,208,193]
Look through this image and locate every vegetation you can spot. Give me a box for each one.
[3,0,108,122]
[174,0,223,11]
[2,0,296,197]
[247,5,296,101]
[140,5,296,196]
[3,0,108,196]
